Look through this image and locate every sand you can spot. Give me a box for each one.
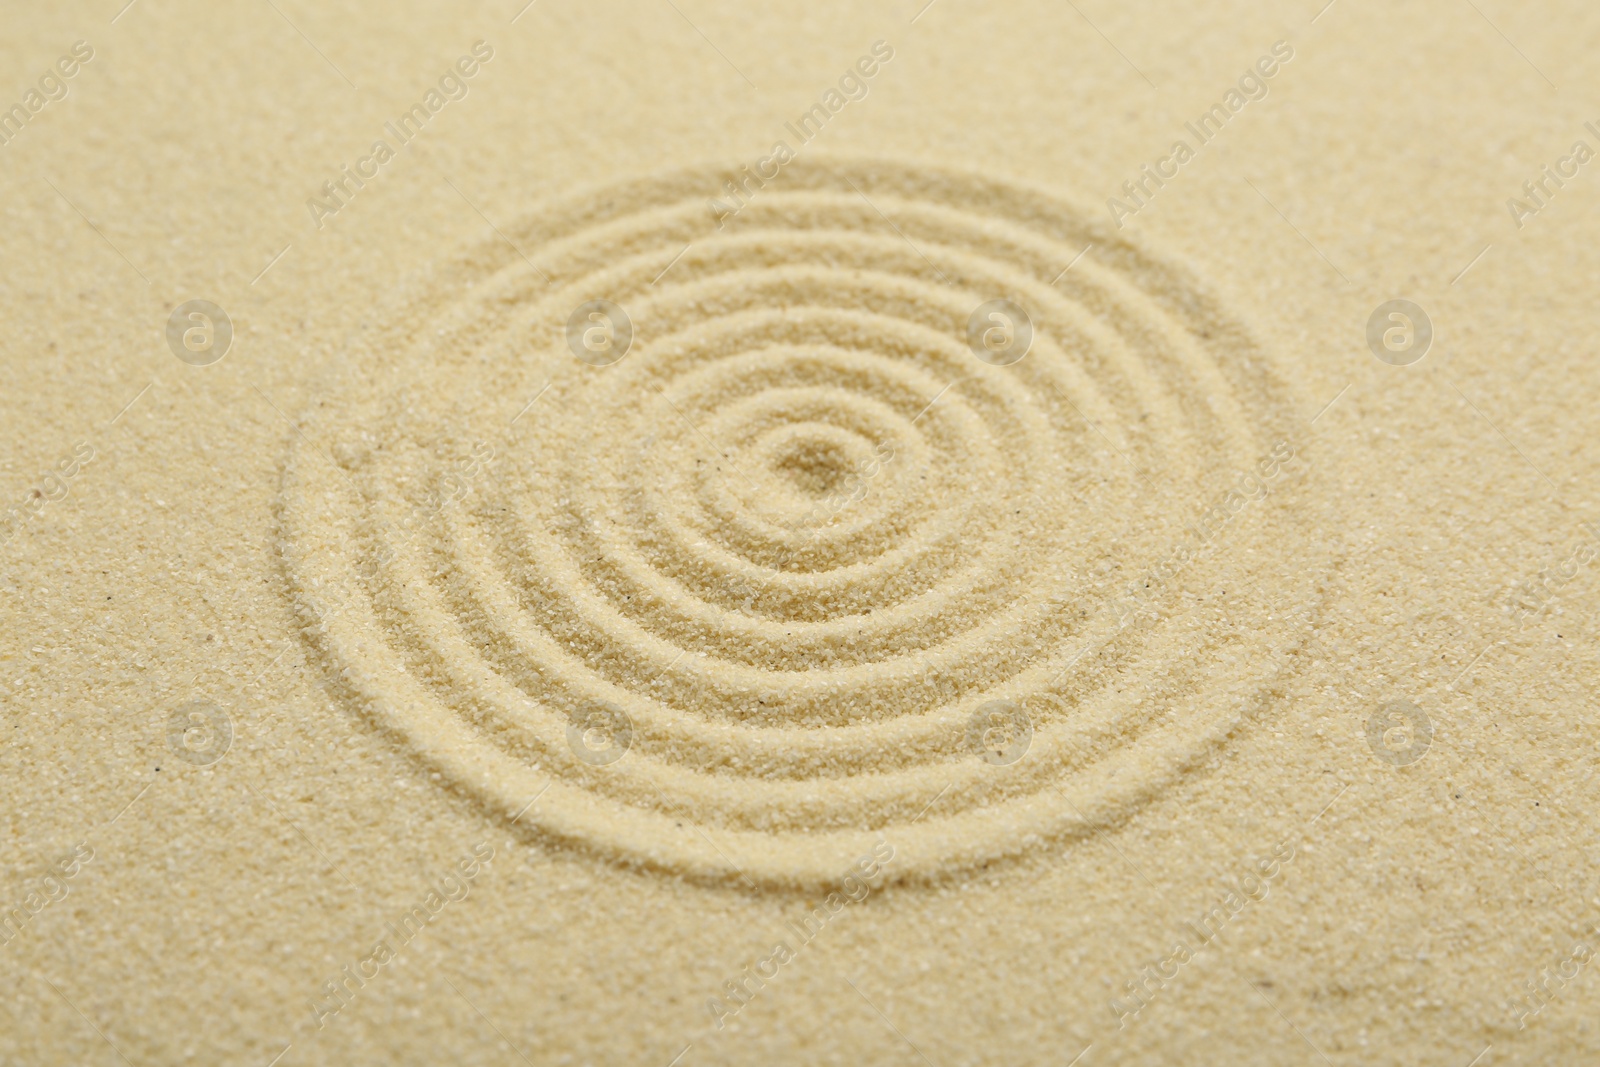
[3,1,1600,1064]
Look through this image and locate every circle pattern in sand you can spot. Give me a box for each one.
[280,159,1316,886]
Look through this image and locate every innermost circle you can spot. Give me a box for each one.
[772,437,853,498]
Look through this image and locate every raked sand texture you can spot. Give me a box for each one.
[2,2,1600,1065]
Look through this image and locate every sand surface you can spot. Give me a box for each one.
[3,1,1600,1064]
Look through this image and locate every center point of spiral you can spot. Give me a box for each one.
[772,438,852,498]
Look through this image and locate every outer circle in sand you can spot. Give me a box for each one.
[279,159,1324,887]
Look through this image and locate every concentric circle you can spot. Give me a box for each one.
[279,158,1322,887]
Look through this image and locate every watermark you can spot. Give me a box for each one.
[166,299,233,365]
[1003,437,1304,702]
[1112,440,1300,630]
[307,41,495,229]
[1507,125,1599,230]
[1504,522,1600,629]
[165,700,233,767]
[781,439,896,531]
[967,299,1032,366]
[566,702,633,766]
[719,436,898,612]
[307,842,495,1028]
[1108,40,1294,228]
[1500,921,1598,1033]
[356,440,495,578]
[704,838,894,1030]
[706,40,895,228]
[0,40,94,149]
[0,440,95,549]
[566,299,633,366]
[1365,299,1432,366]
[1364,699,1431,767]
[967,699,1032,765]
[1109,839,1295,1028]
[0,842,94,949]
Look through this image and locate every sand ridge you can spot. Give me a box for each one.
[280,157,1331,887]
[6,1,1599,1061]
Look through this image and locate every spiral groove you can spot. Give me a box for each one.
[280,159,1316,886]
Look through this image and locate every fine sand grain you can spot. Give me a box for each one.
[3,2,1600,1065]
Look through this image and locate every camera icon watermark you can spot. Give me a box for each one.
[1365,699,1431,767]
[967,299,1033,366]
[166,300,233,366]
[566,702,633,766]
[565,300,633,367]
[1366,299,1432,366]
[967,698,1032,766]
[165,699,233,766]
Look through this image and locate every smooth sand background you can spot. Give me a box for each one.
[4,0,1600,1063]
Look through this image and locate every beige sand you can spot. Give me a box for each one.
[3,1,1599,1064]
